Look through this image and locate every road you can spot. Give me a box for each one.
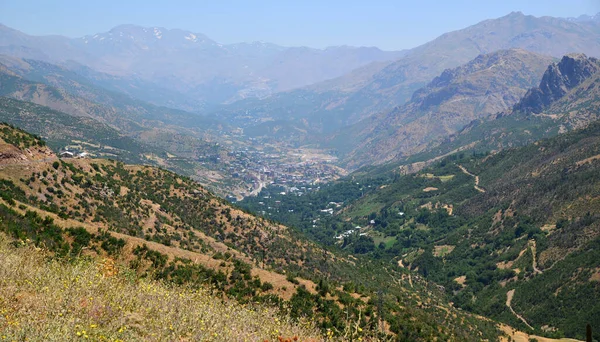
[457,164,486,193]
[506,289,534,330]
[530,240,543,275]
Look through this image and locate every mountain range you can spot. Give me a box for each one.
[402,53,600,169]
[0,23,406,108]
[210,11,600,144]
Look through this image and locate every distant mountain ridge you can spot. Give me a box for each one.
[0,56,221,133]
[0,23,406,107]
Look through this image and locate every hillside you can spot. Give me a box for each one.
[0,97,149,163]
[0,57,350,199]
[241,120,600,341]
[0,96,256,197]
[210,12,600,143]
[0,54,205,112]
[0,123,507,341]
[333,49,554,168]
[0,233,319,341]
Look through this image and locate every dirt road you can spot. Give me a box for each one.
[457,164,486,193]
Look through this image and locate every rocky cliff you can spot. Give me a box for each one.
[514,54,600,113]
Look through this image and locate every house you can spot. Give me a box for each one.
[60,151,74,158]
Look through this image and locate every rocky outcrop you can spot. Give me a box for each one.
[514,54,600,113]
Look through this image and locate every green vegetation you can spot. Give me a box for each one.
[241,121,600,341]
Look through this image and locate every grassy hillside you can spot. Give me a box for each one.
[0,232,319,341]
[0,123,505,341]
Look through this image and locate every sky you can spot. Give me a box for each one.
[1,0,599,50]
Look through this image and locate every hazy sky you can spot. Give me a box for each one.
[1,0,599,50]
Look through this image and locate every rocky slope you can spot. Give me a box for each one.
[514,53,600,113]
[333,49,554,168]
[405,53,600,165]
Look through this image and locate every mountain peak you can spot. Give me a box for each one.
[514,53,600,113]
[501,11,526,20]
[79,25,215,46]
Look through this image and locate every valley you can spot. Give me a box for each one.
[1,6,600,341]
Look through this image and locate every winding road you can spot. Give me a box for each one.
[457,164,486,193]
[506,289,534,330]
[530,240,543,275]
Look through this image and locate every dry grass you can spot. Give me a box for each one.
[0,234,321,342]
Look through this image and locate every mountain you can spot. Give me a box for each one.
[0,24,406,105]
[52,59,206,112]
[0,122,507,341]
[0,97,251,194]
[0,55,222,132]
[0,57,350,199]
[514,53,600,113]
[404,53,600,167]
[352,122,600,340]
[0,97,150,163]
[332,49,554,168]
[567,13,600,22]
[210,11,600,142]
[0,62,263,196]
[370,11,600,102]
